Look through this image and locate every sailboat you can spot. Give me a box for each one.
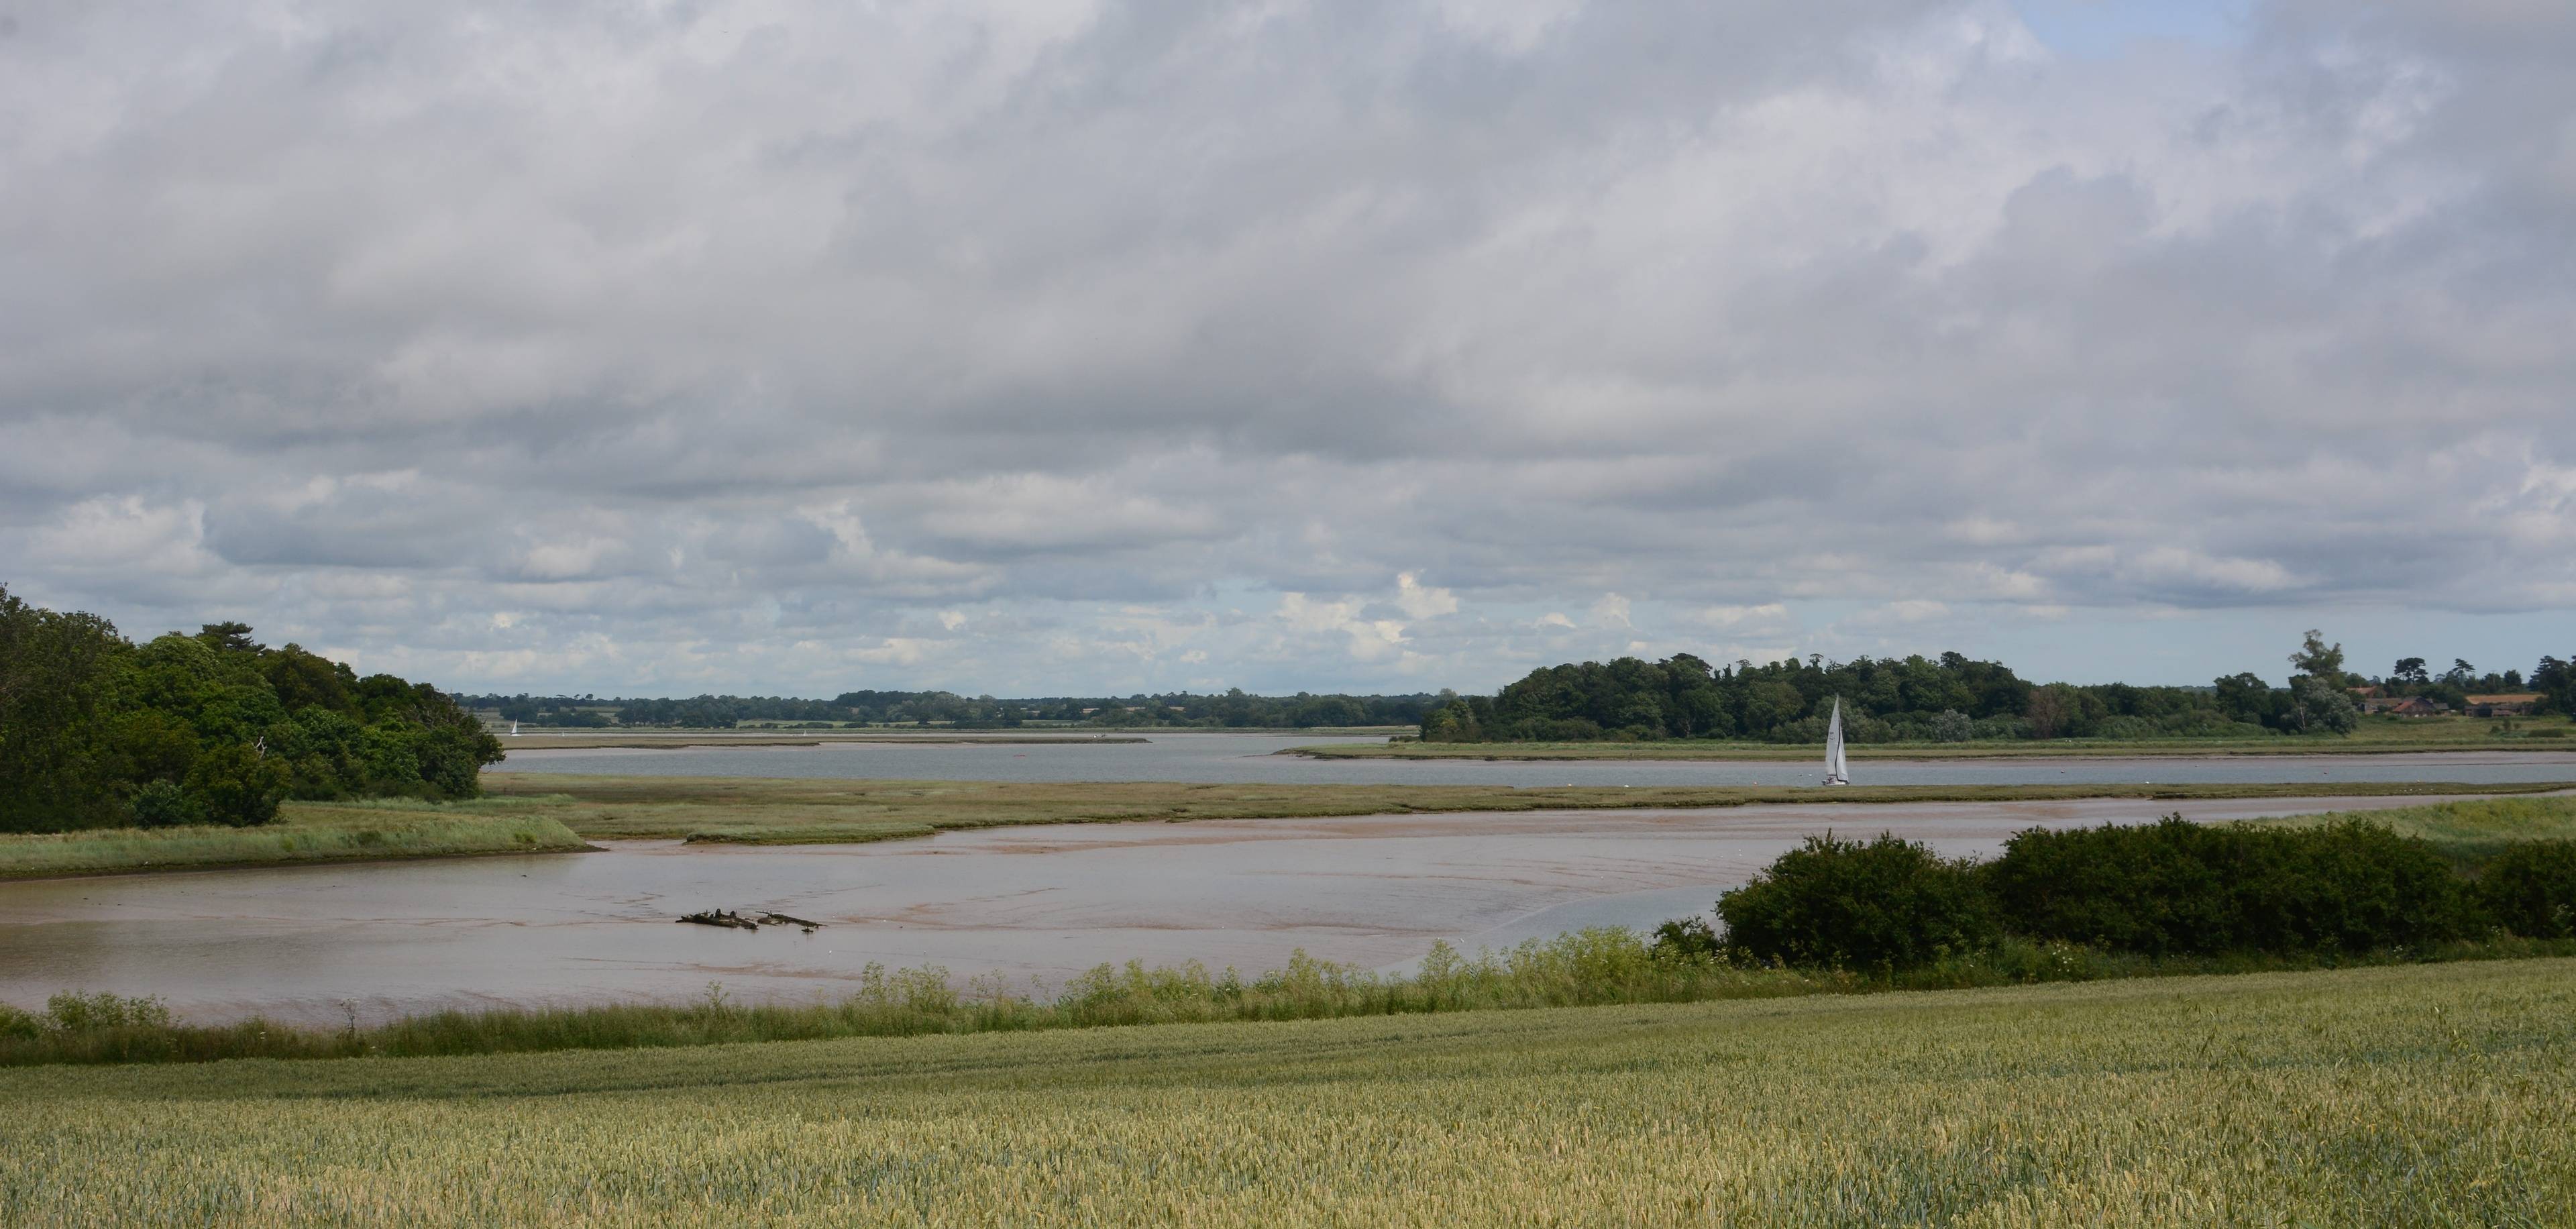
[508,720,520,737]
[1821,698,1850,786]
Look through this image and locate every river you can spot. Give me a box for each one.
[0,792,2520,1026]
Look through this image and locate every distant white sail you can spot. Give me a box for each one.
[1823,699,1850,786]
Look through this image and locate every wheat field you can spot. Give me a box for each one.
[5,957,2569,1226]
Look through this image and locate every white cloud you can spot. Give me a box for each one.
[1394,572,1459,620]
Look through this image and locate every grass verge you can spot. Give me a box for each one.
[2,958,2570,1223]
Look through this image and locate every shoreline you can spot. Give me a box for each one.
[1287,741,2576,762]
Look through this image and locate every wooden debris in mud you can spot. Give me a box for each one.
[674,908,825,931]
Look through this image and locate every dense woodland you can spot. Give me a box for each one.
[459,690,1441,730]
[0,586,502,833]
[1421,634,2576,744]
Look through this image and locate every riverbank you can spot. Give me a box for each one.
[0,799,592,880]
[5,958,2569,1222]
[8,776,2571,879]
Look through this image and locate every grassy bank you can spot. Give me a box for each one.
[482,773,2576,845]
[9,924,2573,1068]
[3,958,2569,1223]
[1291,712,2576,760]
[13,775,2570,876]
[2257,793,2576,865]
[0,798,592,879]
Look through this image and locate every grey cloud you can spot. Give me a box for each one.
[1,1,2570,692]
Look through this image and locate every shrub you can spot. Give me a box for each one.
[2477,839,2576,939]
[1987,816,2473,956]
[126,780,198,829]
[180,744,286,827]
[1717,833,1998,970]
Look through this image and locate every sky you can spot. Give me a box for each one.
[1,0,2570,698]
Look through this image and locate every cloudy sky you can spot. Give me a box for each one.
[3,0,2570,697]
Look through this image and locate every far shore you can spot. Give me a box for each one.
[1287,737,2576,762]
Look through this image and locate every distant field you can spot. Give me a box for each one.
[10,776,2571,876]
[1293,713,2576,760]
[5,958,2569,1224]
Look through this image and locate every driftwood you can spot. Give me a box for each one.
[674,908,824,931]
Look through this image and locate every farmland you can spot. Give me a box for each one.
[3,957,2569,1224]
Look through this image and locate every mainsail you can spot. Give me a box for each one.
[1823,698,1850,786]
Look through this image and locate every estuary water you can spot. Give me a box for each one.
[484,732,2576,788]
[0,792,2532,1026]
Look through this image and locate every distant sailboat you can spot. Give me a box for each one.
[508,720,520,737]
[1821,698,1850,786]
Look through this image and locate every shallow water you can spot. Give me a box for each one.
[0,792,2513,1026]
[488,732,2576,788]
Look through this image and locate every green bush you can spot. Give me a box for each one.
[1986,816,2473,956]
[181,744,286,828]
[125,780,198,829]
[2476,839,2576,939]
[1716,833,1998,969]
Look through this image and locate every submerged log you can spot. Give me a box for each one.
[757,912,825,929]
[676,908,760,930]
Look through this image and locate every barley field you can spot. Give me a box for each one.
[5,958,2570,1226]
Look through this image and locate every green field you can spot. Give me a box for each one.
[4,958,2569,1224]
[11,776,2572,877]
[1293,712,2576,760]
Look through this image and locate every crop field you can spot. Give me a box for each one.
[2,957,2569,1225]
[1293,713,2576,761]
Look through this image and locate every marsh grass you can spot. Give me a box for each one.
[3,959,2571,1224]
[0,801,592,879]
[13,774,2565,875]
[2256,794,2576,866]
[492,773,2576,844]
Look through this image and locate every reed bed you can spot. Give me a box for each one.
[2,958,2569,1225]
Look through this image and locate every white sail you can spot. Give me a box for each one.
[1823,699,1849,785]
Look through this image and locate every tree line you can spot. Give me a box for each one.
[0,586,502,833]
[457,688,1442,730]
[1420,632,2573,744]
